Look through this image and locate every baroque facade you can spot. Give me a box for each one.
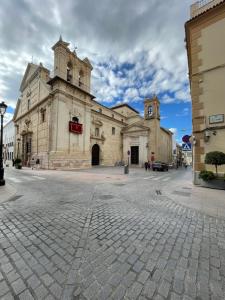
[185,0,225,182]
[13,37,172,169]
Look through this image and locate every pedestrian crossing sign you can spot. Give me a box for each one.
[182,143,192,151]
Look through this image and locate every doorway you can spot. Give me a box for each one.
[22,134,32,166]
[92,144,100,166]
[131,146,139,164]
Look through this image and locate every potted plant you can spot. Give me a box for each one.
[198,151,225,189]
[14,158,22,169]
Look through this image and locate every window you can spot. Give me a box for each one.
[148,105,153,116]
[67,62,72,82]
[99,108,102,114]
[79,70,84,86]
[16,125,19,134]
[27,99,30,110]
[95,128,99,137]
[121,119,124,123]
[40,109,46,123]
[112,127,115,135]
[72,116,79,123]
[112,114,114,118]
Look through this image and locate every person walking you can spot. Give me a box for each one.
[144,161,148,171]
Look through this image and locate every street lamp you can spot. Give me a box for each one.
[0,101,8,186]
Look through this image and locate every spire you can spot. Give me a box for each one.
[52,36,69,50]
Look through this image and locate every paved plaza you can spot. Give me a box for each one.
[0,167,225,299]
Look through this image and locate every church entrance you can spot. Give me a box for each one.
[92,144,100,166]
[22,133,32,166]
[131,146,139,164]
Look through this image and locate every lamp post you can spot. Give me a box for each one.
[0,101,8,186]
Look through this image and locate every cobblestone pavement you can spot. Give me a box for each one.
[1,169,225,299]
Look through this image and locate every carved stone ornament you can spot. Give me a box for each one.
[92,118,103,127]
[25,118,31,127]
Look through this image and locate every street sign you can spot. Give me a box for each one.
[182,135,191,143]
[182,143,192,151]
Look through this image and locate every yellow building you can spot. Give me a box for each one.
[13,37,172,169]
[185,0,225,182]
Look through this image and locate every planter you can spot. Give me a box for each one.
[199,178,225,190]
[15,164,22,169]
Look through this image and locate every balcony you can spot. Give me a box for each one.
[190,0,223,18]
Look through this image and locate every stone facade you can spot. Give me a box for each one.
[13,37,172,169]
[185,0,225,181]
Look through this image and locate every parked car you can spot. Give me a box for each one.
[152,161,169,171]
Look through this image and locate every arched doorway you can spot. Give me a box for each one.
[92,144,100,166]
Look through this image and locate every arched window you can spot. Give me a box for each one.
[72,116,79,123]
[148,105,153,116]
[78,70,84,86]
[67,62,72,82]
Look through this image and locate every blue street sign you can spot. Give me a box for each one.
[182,143,192,151]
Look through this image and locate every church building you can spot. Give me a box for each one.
[13,37,173,169]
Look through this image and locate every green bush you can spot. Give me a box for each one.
[199,170,215,181]
[14,158,22,165]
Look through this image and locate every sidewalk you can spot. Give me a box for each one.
[167,170,225,218]
[0,183,17,204]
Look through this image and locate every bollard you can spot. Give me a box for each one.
[124,165,129,174]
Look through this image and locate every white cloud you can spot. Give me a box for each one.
[0,0,193,111]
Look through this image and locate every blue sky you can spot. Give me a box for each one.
[0,0,194,143]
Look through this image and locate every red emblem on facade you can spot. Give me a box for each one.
[69,121,83,134]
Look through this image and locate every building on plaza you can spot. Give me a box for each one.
[13,37,173,169]
[3,120,14,163]
[185,0,225,182]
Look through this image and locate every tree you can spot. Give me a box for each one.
[205,151,225,176]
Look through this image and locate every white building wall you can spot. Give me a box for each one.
[3,120,15,162]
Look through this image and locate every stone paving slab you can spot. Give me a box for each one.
[1,169,225,299]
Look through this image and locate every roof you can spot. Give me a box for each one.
[161,127,173,135]
[47,76,95,99]
[186,0,225,23]
[111,103,139,114]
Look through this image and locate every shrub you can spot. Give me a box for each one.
[14,158,22,165]
[205,151,225,176]
[199,170,215,181]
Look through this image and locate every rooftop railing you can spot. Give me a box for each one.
[190,0,223,17]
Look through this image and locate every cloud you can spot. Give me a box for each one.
[176,107,190,117]
[0,0,192,112]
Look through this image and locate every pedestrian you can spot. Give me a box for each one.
[147,161,151,171]
[36,158,40,169]
[144,161,148,171]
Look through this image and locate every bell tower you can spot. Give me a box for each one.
[51,36,93,93]
[144,95,160,120]
[144,95,161,161]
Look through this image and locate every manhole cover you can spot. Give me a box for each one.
[114,183,126,186]
[182,187,192,190]
[8,195,23,202]
[99,195,114,200]
[172,191,191,197]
